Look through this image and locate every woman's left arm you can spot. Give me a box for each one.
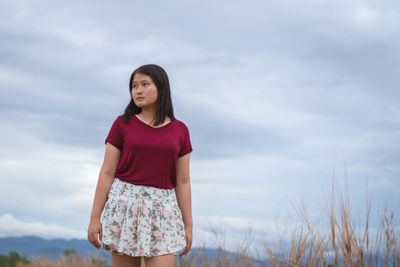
[175,152,192,255]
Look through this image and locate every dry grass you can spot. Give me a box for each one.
[15,254,105,267]
[14,181,399,267]
[261,180,399,267]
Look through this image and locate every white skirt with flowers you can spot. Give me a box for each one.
[100,178,186,257]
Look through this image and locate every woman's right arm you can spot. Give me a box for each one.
[87,143,121,249]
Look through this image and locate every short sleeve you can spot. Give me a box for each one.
[105,117,123,150]
[178,124,193,157]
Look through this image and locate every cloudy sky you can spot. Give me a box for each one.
[1,0,399,255]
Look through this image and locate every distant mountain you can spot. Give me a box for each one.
[0,236,256,265]
[2,236,390,266]
[0,236,108,261]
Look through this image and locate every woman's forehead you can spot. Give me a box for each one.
[133,73,152,82]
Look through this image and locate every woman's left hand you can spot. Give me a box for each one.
[179,226,192,256]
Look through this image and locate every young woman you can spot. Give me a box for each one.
[87,64,193,267]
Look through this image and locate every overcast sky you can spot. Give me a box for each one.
[0,0,399,255]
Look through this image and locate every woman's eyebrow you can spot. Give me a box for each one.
[133,79,151,83]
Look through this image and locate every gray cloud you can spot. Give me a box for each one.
[0,0,399,241]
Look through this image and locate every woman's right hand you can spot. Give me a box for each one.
[87,218,102,249]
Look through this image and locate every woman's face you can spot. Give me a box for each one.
[131,73,158,110]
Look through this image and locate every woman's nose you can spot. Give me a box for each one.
[136,85,144,93]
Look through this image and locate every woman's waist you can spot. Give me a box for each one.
[110,177,177,201]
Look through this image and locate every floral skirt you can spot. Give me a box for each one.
[100,178,186,257]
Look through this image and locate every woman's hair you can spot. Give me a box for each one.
[122,64,176,125]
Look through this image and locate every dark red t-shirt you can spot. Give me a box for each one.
[104,114,193,189]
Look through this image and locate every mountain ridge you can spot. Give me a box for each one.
[0,235,242,264]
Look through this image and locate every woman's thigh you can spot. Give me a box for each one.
[144,253,176,267]
[112,253,142,267]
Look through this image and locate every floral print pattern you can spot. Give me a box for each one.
[100,178,186,257]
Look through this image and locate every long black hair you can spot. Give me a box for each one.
[122,64,176,125]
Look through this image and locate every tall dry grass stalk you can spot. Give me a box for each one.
[13,179,399,267]
[263,177,399,267]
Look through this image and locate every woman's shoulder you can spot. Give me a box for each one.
[116,114,131,125]
[171,118,191,136]
[171,118,189,128]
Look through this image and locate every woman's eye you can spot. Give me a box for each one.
[133,84,137,88]
[144,83,149,86]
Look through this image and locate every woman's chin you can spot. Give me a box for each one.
[135,102,144,108]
